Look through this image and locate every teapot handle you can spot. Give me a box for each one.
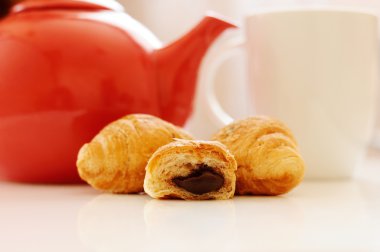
[199,30,246,128]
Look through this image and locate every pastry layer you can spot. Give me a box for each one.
[144,139,237,200]
[77,114,193,193]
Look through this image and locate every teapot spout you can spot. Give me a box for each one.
[153,14,236,126]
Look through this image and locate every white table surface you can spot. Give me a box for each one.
[1,149,380,252]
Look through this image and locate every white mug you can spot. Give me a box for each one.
[198,9,379,179]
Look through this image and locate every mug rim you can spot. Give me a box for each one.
[245,6,378,21]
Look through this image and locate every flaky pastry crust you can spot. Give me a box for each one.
[144,139,237,200]
[212,116,305,195]
[76,114,193,193]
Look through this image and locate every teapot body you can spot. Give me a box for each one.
[0,2,162,182]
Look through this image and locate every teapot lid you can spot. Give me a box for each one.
[12,0,124,14]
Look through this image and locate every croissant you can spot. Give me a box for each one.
[144,139,237,200]
[212,116,305,195]
[76,114,193,193]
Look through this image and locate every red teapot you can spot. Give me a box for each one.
[0,0,235,183]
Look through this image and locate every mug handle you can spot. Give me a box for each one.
[199,30,246,128]
[370,40,380,149]
[372,133,380,148]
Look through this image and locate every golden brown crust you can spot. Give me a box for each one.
[212,116,305,195]
[144,139,237,200]
[76,114,193,193]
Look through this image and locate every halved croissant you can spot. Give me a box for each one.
[212,116,305,195]
[144,139,237,200]
[77,114,193,193]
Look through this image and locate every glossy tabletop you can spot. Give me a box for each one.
[1,149,380,252]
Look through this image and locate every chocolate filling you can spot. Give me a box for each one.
[172,165,224,195]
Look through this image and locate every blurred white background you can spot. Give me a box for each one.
[118,0,380,141]
[119,0,380,42]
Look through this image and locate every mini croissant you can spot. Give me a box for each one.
[77,114,193,193]
[212,116,305,195]
[144,139,237,200]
